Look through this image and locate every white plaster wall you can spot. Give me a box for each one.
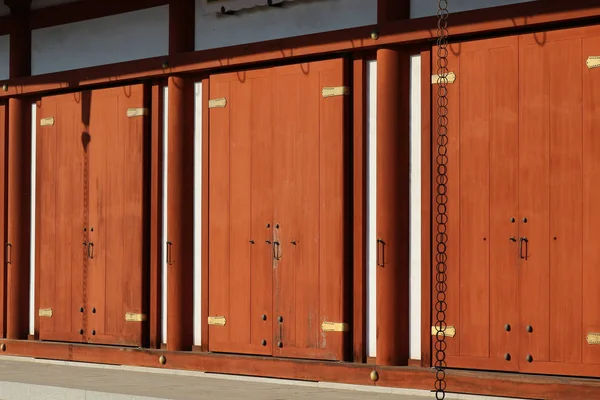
[411,0,536,19]
[30,0,81,9]
[31,5,168,76]
[195,0,377,51]
[30,102,37,336]
[366,60,377,358]
[0,35,8,80]
[193,82,203,346]
[409,54,421,361]
[162,86,169,345]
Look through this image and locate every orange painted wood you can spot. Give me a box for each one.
[200,78,210,352]
[169,0,195,55]
[272,59,350,361]
[166,76,195,351]
[208,68,274,356]
[352,56,367,363]
[5,3,600,99]
[582,34,600,367]
[0,103,6,339]
[419,49,431,368]
[1,339,600,399]
[6,98,31,340]
[86,85,148,347]
[149,82,164,349]
[36,93,85,343]
[376,48,410,366]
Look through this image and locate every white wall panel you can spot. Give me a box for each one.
[0,35,8,80]
[366,60,377,358]
[31,5,168,75]
[411,0,536,19]
[195,0,376,51]
[409,54,421,361]
[193,82,203,346]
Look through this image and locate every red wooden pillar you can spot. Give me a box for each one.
[166,0,195,352]
[166,76,195,351]
[376,48,410,366]
[6,2,32,340]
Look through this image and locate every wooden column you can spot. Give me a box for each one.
[376,48,410,366]
[6,1,31,340]
[165,0,195,351]
[377,0,410,24]
[166,76,194,351]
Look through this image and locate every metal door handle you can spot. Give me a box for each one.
[166,241,173,265]
[519,237,528,260]
[377,239,385,267]
[88,242,94,259]
[273,241,282,261]
[5,243,11,265]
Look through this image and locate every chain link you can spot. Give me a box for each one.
[434,0,449,399]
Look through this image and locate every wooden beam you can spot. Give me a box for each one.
[377,0,410,24]
[169,0,195,55]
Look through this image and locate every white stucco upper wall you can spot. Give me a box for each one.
[195,0,377,51]
[31,5,169,76]
[410,0,537,19]
[0,35,8,80]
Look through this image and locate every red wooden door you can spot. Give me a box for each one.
[37,93,87,343]
[517,25,600,377]
[86,85,148,347]
[432,36,520,371]
[208,68,275,356]
[272,59,349,361]
[37,85,148,347]
[208,58,350,361]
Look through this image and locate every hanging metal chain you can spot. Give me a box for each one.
[434,0,450,399]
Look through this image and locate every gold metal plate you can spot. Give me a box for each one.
[38,308,53,317]
[322,86,350,98]
[586,332,600,345]
[208,316,227,326]
[208,98,227,108]
[587,57,600,69]
[125,312,147,322]
[431,325,456,338]
[40,117,55,127]
[126,108,148,118]
[431,72,456,84]
[321,321,349,332]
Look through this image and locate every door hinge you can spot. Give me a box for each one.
[431,72,456,84]
[431,325,456,338]
[40,117,55,127]
[587,332,600,345]
[321,86,350,98]
[321,321,349,332]
[38,308,53,317]
[126,108,148,118]
[124,312,147,322]
[208,316,227,326]
[587,56,600,69]
[208,97,227,108]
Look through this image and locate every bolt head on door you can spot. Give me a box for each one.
[526,325,533,333]
[261,314,267,321]
[504,353,511,361]
[278,316,283,323]
[526,354,533,363]
[277,341,283,348]
[504,324,511,332]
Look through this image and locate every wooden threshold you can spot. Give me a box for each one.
[0,340,598,399]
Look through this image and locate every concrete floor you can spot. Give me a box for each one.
[0,356,522,400]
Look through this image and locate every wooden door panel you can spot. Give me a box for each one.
[86,85,147,347]
[582,35,600,366]
[434,36,519,369]
[208,69,273,356]
[272,59,349,361]
[37,93,86,343]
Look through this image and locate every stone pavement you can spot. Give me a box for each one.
[0,356,521,400]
